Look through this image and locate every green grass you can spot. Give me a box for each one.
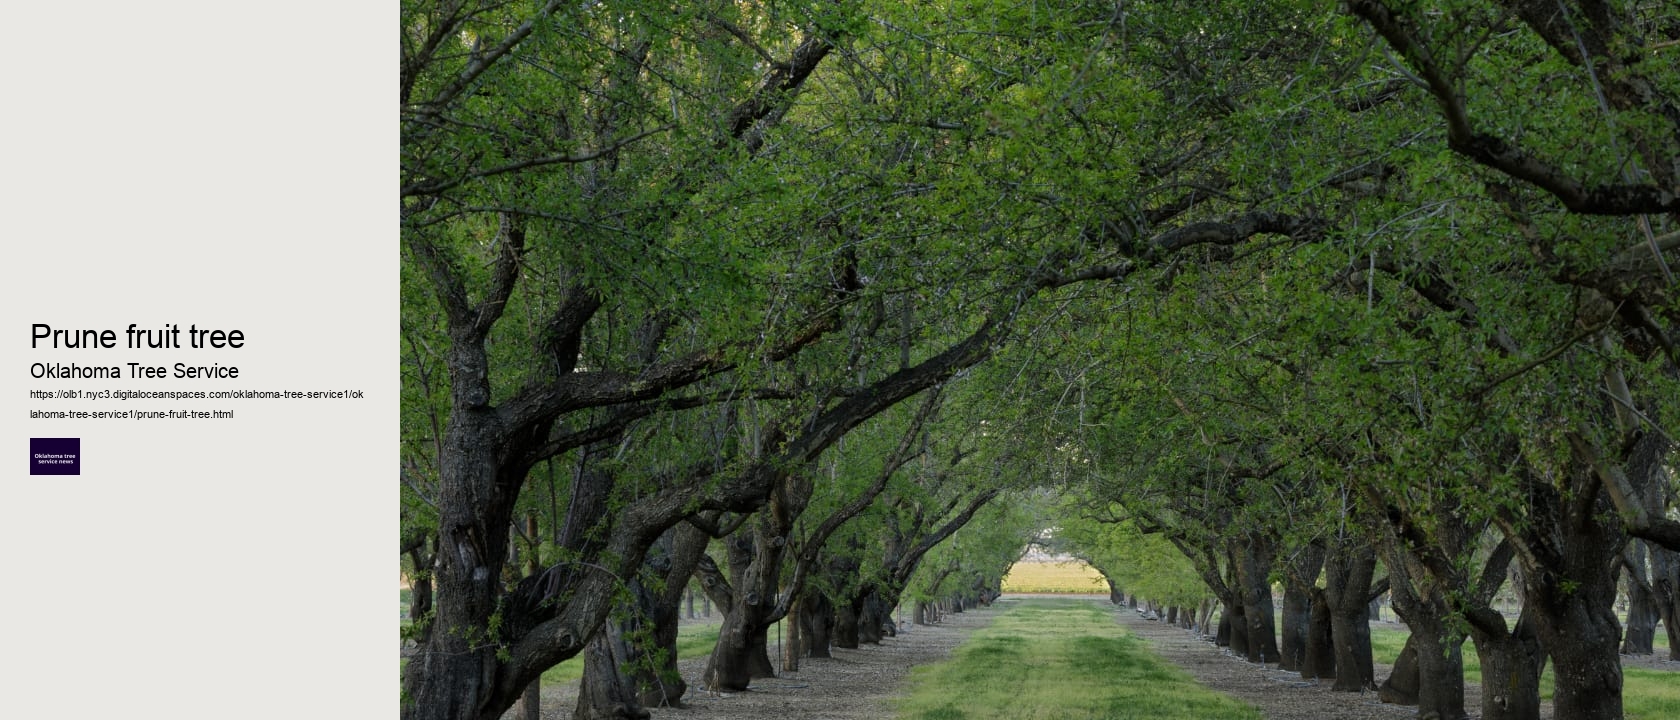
[895,598,1261,720]
[1001,560,1107,594]
[539,620,722,685]
[1626,668,1680,720]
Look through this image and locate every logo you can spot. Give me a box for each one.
[30,438,80,475]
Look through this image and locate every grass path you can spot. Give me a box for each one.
[895,598,1261,720]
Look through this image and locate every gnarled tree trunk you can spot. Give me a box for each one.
[1280,543,1326,672]
[1301,588,1336,680]
[1323,538,1377,692]
[1469,608,1545,720]
[1235,535,1280,664]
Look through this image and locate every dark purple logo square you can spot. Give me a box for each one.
[30,437,80,475]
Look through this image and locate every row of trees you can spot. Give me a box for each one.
[1047,2,1680,717]
[401,1,1678,718]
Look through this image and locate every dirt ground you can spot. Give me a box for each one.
[1114,602,1673,720]
[1114,606,1448,720]
[516,595,1678,720]
[524,606,994,720]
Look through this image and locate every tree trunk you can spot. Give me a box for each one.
[1656,542,1680,661]
[403,457,634,720]
[1323,539,1377,692]
[402,415,523,720]
[1377,547,1471,714]
[834,598,860,649]
[1302,588,1336,680]
[801,590,835,658]
[633,524,708,708]
[1522,559,1623,720]
[515,515,542,720]
[783,596,801,672]
[1281,543,1327,672]
[1378,641,1419,705]
[707,611,777,692]
[1328,589,1376,691]
[913,601,927,626]
[514,680,539,720]
[1499,451,1639,720]
[1469,609,1545,720]
[1372,508,1470,720]
[577,524,704,716]
[574,623,653,720]
[1236,536,1280,664]
[1279,587,1310,671]
[858,591,887,644]
[1226,602,1249,656]
[701,524,784,692]
[1622,541,1658,655]
[403,535,435,647]
[1416,626,1467,720]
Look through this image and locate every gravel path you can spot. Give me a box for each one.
[526,605,996,720]
[1113,605,1422,720]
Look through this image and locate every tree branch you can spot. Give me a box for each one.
[401,124,676,198]
[1346,0,1680,215]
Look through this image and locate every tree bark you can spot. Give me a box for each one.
[1622,541,1658,655]
[1468,608,1545,720]
[1655,542,1680,661]
[573,628,653,720]
[1302,588,1336,680]
[834,593,861,649]
[1519,548,1624,720]
[1378,641,1419,705]
[575,511,710,717]
[1323,538,1377,691]
[635,523,709,707]
[1236,535,1280,664]
[1280,544,1326,672]
[514,683,540,720]
[857,590,888,644]
[1225,601,1248,656]
[783,596,801,672]
[701,528,782,692]
[1385,572,1467,719]
[1496,448,1641,720]
[802,590,835,657]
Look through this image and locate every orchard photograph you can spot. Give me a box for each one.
[400,2,1680,718]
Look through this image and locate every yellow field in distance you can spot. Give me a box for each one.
[1002,559,1106,594]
